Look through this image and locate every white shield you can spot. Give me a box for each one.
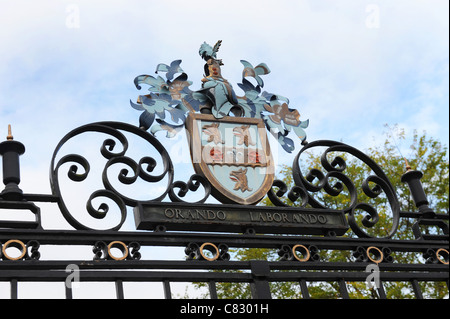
[186,113,274,205]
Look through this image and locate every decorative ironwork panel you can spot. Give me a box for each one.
[0,41,448,300]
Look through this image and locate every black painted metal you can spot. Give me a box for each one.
[401,170,436,218]
[134,201,349,235]
[0,121,448,299]
[0,138,25,201]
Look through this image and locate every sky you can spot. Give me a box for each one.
[0,0,449,298]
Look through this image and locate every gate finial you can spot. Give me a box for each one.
[7,124,13,141]
[404,158,411,172]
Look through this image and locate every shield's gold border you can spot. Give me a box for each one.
[186,113,274,205]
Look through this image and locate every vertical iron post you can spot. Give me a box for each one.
[401,170,435,218]
[0,125,25,201]
[250,260,272,299]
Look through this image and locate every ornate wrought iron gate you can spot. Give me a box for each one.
[0,122,448,299]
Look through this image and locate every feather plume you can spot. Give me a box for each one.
[212,40,222,55]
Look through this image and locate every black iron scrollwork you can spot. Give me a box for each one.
[185,242,230,261]
[422,248,449,265]
[277,244,319,262]
[92,240,141,260]
[50,122,174,231]
[127,242,142,260]
[287,140,400,239]
[267,179,309,207]
[353,246,393,263]
[168,174,211,204]
[0,239,40,261]
[49,121,401,238]
[92,241,108,260]
[26,240,41,260]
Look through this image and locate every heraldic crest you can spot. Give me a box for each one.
[131,41,309,205]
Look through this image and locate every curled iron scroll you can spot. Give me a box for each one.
[267,179,309,207]
[290,140,400,238]
[50,122,174,231]
[168,174,212,204]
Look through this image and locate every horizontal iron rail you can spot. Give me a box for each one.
[0,269,447,283]
[0,260,448,273]
[399,210,449,220]
[21,194,60,203]
[1,229,448,252]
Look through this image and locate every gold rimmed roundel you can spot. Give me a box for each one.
[200,242,219,261]
[107,241,129,261]
[2,239,27,261]
[436,248,449,265]
[366,246,384,264]
[292,244,310,262]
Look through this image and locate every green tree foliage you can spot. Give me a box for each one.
[194,126,449,299]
